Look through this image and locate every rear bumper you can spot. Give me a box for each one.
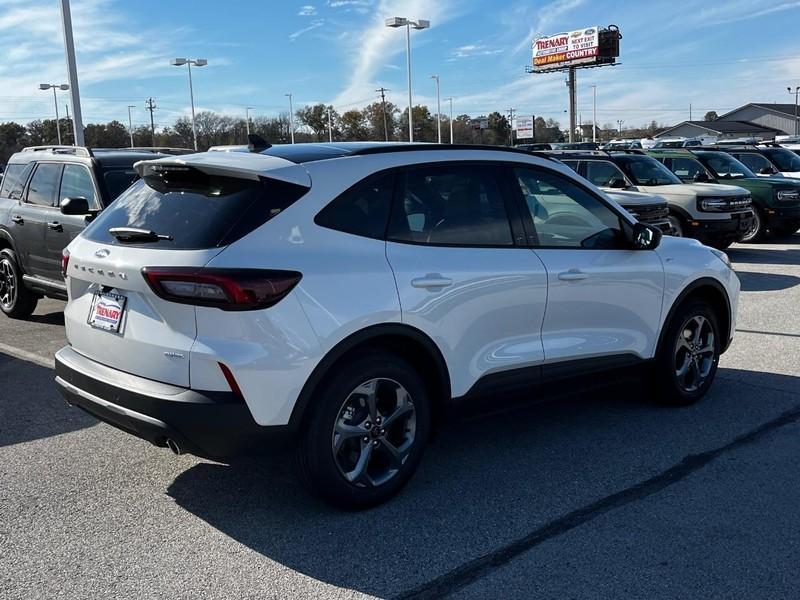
[54,346,291,459]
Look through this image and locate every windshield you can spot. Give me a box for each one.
[763,148,800,172]
[697,152,755,179]
[615,155,683,186]
[656,141,684,148]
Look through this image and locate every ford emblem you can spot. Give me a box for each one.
[95,248,110,258]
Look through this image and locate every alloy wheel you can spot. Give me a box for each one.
[740,209,761,242]
[0,259,16,309]
[331,378,417,488]
[674,315,715,392]
[667,215,684,237]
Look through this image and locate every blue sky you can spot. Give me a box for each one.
[1,0,799,131]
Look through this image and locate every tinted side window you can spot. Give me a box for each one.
[1,163,34,200]
[388,164,512,246]
[60,164,97,207]
[26,163,62,206]
[584,160,627,187]
[734,153,770,172]
[669,157,707,180]
[514,167,623,249]
[315,171,395,239]
[102,168,139,203]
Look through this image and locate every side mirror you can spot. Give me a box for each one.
[631,222,662,250]
[60,196,90,215]
[760,166,776,175]
[608,177,627,189]
[693,172,710,183]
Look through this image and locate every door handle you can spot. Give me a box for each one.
[47,221,63,232]
[411,275,453,289]
[11,215,23,225]
[557,269,588,281]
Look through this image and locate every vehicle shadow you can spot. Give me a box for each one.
[166,367,800,598]
[28,311,65,326]
[0,353,95,447]
[735,270,800,292]
[728,246,800,265]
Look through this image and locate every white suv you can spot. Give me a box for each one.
[54,143,740,508]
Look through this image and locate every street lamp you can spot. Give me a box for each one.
[170,57,207,150]
[430,75,441,143]
[127,105,136,147]
[590,85,597,143]
[285,93,295,144]
[385,17,430,143]
[39,83,69,145]
[788,86,799,136]
[444,97,454,144]
[245,107,254,137]
[616,119,624,135]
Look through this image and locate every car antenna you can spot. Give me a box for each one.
[248,133,271,153]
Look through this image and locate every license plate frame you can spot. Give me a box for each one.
[87,291,127,333]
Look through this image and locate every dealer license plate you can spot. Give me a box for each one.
[87,291,127,332]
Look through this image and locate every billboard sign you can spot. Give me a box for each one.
[516,116,534,139]
[532,27,599,71]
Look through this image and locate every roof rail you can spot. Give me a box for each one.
[349,143,559,161]
[92,146,195,156]
[21,145,93,157]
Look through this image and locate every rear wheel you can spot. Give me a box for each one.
[297,351,431,509]
[655,300,720,406]
[0,249,38,319]
[739,207,764,243]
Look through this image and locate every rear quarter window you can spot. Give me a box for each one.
[82,171,308,250]
[0,163,34,200]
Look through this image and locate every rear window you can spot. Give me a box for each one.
[83,169,308,249]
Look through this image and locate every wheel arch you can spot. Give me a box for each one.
[288,324,452,432]
[0,229,15,252]
[658,277,732,355]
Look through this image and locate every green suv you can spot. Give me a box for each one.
[648,149,800,241]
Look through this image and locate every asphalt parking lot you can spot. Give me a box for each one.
[1,236,799,600]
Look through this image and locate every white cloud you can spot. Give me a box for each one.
[511,0,585,56]
[298,5,317,16]
[327,0,373,13]
[450,44,504,60]
[289,19,325,41]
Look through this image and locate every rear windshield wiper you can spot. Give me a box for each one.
[108,227,174,243]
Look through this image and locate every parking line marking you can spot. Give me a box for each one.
[0,342,54,369]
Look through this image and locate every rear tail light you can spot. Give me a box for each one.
[61,249,70,278]
[141,267,302,310]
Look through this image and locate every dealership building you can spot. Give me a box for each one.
[656,103,799,140]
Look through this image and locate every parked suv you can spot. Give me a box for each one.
[553,150,754,248]
[0,146,166,318]
[54,143,739,508]
[649,149,800,240]
[713,144,800,178]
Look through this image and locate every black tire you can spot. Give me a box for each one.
[739,207,764,243]
[296,351,431,509]
[655,300,721,406]
[667,213,684,237]
[0,249,38,319]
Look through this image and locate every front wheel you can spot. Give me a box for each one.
[655,300,721,406]
[739,208,764,243]
[0,249,38,319]
[667,214,684,237]
[297,352,431,509]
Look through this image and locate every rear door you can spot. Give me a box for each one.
[16,162,63,278]
[385,162,548,398]
[509,165,664,367]
[42,163,99,280]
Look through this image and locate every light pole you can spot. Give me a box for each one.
[60,0,83,146]
[127,105,135,147]
[170,57,207,151]
[39,84,69,145]
[285,93,295,144]
[444,97,454,144]
[327,106,334,142]
[590,85,597,143]
[431,75,441,143]
[385,17,430,143]
[788,86,799,136]
[616,119,624,135]
[245,107,254,137]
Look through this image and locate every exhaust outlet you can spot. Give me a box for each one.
[166,438,182,455]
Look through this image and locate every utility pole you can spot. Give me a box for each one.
[60,0,84,146]
[285,93,295,144]
[376,87,390,141]
[616,119,624,134]
[327,106,333,142]
[567,66,577,143]
[445,97,454,144]
[431,75,441,143]
[145,97,157,145]
[127,105,135,147]
[507,107,516,146]
[689,102,693,121]
[245,107,254,138]
[590,85,597,143]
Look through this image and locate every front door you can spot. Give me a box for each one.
[17,162,63,279]
[385,162,548,398]
[509,165,664,369]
